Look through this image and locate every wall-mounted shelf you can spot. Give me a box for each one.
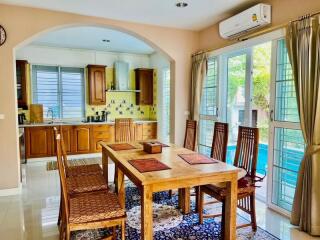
[106,89,141,93]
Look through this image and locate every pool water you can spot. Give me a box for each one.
[226,144,269,175]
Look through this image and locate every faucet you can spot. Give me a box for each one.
[47,108,54,123]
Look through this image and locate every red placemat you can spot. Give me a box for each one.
[178,153,219,165]
[140,141,170,147]
[107,143,136,151]
[128,158,171,173]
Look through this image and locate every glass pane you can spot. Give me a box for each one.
[162,69,170,142]
[198,119,214,156]
[227,54,246,145]
[272,128,304,211]
[200,58,218,116]
[61,67,85,119]
[275,39,299,122]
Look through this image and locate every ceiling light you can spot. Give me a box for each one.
[176,2,188,8]
[102,39,110,43]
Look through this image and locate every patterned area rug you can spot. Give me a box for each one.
[46,157,101,171]
[72,184,279,240]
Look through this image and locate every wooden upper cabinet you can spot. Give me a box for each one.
[16,60,29,109]
[135,68,154,105]
[25,127,52,158]
[88,65,106,105]
[73,126,92,153]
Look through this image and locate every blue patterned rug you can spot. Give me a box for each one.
[72,185,279,240]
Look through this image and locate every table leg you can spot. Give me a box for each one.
[101,147,108,184]
[116,166,125,209]
[224,173,237,240]
[178,187,191,214]
[141,185,153,240]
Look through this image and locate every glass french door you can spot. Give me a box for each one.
[267,38,305,215]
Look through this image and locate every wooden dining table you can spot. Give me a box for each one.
[100,141,241,240]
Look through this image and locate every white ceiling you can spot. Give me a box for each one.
[30,26,155,54]
[0,0,257,30]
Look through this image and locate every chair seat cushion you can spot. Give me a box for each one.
[67,174,108,194]
[69,192,126,224]
[202,176,255,197]
[67,164,102,177]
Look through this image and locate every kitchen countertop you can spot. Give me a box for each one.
[19,119,157,128]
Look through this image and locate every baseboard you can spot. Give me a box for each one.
[0,184,22,196]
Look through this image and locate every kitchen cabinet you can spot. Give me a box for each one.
[23,122,157,159]
[135,68,153,105]
[16,60,29,109]
[25,127,53,158]
[88,65,106,105]
[134,123,143,141]
[142,122,157,140]
[73,126,92,153]
[92,124,115,152]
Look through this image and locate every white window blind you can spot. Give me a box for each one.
[32,65,85,119]
[162,68,171,142]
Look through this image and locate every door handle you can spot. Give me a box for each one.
[269,110,274,122]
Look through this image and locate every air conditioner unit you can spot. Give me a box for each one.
[219,3,271,39]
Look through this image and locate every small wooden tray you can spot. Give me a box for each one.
[143,142,162,154]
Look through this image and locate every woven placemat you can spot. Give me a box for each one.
[108,143,136,151]
[128,158,171,173]
[178,153,219,165]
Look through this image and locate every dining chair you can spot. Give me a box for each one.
[114,118,134,188]
[58,126,102,177]
[54,127,109,227]
[194,122,229,211]
[169,119,197,198]
[115,118,134,142]
[183,119,197,151]
[198,126,259,233]
[55,131,126,240]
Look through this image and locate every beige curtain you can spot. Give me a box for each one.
[286,16,320,236]
[190,53,208,122]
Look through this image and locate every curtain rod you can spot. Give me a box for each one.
[192,10,320,57]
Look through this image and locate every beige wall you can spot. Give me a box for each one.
[198,0,320,51]
[0,4,199,190]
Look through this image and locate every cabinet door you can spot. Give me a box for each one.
[134,123,143,141]
[88,65,106,105]
[61,126,73,153]
[25,127,52,158]
[73,126,92,153]
[92,124,115,152]
[16,60,28,109]
[135,69,153,105]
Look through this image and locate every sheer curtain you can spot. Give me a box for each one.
[286,16,320,236]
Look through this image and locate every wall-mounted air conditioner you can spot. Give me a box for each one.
[219,3,271,39]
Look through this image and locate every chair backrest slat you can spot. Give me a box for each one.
[183,120,197,151]
[211,122,228,162]
[115,118,134,142]
[234,126,259,177]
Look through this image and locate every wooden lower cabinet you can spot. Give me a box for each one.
[25,127,53,158]
[72,126,92,154]
[24,122,157,159]
[134,123,144,141]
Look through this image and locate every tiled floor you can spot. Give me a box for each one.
[0,155,319,240]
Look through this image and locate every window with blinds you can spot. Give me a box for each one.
[162,68,171,142]
[32,65,85,119]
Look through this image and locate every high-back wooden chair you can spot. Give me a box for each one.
[198,126,259,233]
[183,120,197,151]
[115,118,134,142]
[210,122,229,162]
[55,130,126,240]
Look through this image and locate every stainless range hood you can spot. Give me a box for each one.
[114,61,129,90]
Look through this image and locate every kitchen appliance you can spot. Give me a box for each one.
[18,113,26,125]
[114,61,129,90]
